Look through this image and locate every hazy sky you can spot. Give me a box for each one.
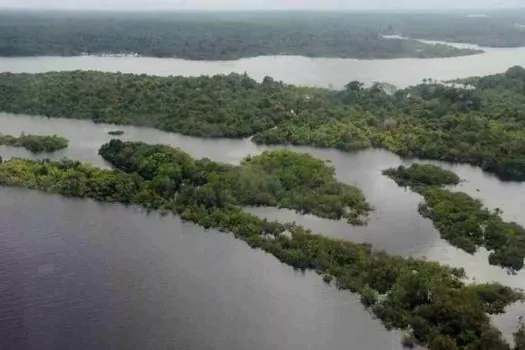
[0,0,522,10]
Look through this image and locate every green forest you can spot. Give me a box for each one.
[98,140,371,224]
[0,140,522,349]
[384,164,525,271]
[0,133,69,153]
[2,67,525,180]
[0,11,481,60]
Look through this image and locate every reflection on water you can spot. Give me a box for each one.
[0,188,405,350]
[1,112,525,345]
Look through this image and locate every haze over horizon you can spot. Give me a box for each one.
[0,0,523,11]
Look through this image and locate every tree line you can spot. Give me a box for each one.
[384,164,525,271]
[0,140,522,349]
[1,67,525,180]
[0,11,480,60]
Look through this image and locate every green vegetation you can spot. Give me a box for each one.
[0,11,481,59]
[98,140,371,224]
[382,164,460,187]
[0,133,68,153]
[384,164,525,271]
[2,67,525,180]
[0,139,521,350]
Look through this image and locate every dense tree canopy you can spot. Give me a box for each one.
[0,133,69,153]
[0,11,481,60]
[0,140,521,350]
[384,164,525,271]
[98,140,371,224]
[2,68,525,180]
[382,164,461,187]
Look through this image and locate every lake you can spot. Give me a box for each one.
[1,113,525,347]
[1,43,525,89]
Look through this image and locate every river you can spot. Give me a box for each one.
[2,46,525,348]
[1,43,525,89]
[1,113,524,347]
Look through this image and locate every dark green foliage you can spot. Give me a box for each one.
[3,67,525,180]
[384,164,525,271]
[0,158,167,208]
[0,140,521,349]
[98,140,371,224]
[382,164,460,187]
[0,133,68,153]
[0,71,300,138]
[0,11,480,59]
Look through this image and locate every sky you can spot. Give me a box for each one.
[0,0,523,11]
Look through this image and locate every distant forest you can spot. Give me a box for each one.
[0,10,494,60]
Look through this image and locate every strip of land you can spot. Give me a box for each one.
[384,164,525,271]
[0,133,68,153]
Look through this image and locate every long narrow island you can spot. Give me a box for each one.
[384,164,525,271]
[1,66,525,180]
[0,139,522,349]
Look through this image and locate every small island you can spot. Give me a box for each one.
[0,140,521,349]
[384,163,525,271]
[0,133,69,153]
[107,130,125,136]
[382,164,460,187]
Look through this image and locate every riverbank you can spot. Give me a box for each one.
[0,141,522,349]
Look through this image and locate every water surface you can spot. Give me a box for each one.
[2,46,525,88]
[0,187,405,350]
[1,112,525,346]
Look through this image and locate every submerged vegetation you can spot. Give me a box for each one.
[2,66,525,180]
[0,133,68,153]
[0,140,521,349]
[0,11,481,60]
[384,164,525,271]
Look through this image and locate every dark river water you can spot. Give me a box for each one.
[0,113,524,348]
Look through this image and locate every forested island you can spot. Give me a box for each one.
[0,139,522,349]
[0,11,481,59]
[2,67,525,180]
[384,164,525,271]
[0,133,68,153]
